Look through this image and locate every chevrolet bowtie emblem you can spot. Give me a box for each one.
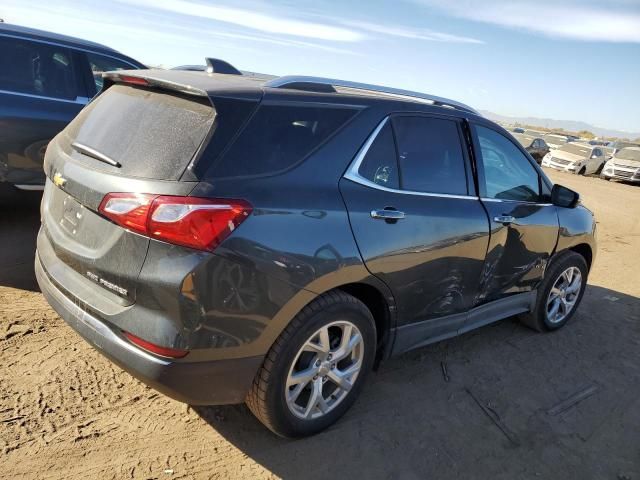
[53,172,67,188]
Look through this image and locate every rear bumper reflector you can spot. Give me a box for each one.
[123,331,189,359]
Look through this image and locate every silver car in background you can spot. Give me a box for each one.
[543,133,573,150]
[600,147,640,183]
[542,142,611,175]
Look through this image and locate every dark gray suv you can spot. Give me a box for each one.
[36,69,596,437]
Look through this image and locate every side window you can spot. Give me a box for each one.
[85,52,136,92]
[0,36,78,100]
[214,104,357,178]
[475,125,541,202]
[533,139,541,148]
[594,148,602,157]
[391,116,468,195]
[357,122,399,189]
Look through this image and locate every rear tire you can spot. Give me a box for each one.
[519,251,588,332]
[246,291,376,438]
[577,166,586,175]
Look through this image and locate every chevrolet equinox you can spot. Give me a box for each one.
[36,68,596,437]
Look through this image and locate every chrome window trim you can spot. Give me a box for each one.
[0,89,88,105]
[480,197,553,206]
[343,117,479,201]
[0,33,140,69]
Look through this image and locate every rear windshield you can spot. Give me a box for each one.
[211,104,357,178]
[615,148,640,161]
[62,85,214,180]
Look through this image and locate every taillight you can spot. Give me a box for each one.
[98,194,252,251]
[99,193,155,235]
[124,331,189,358]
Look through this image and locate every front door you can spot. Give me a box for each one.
[470,123,559,304]
[340,114,490,340]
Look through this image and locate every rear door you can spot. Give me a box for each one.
[0,35,88,188]
[340,114,490,339]
[470,123,559,304]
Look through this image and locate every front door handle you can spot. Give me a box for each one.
[494,215,515,225]
[371,209,406,220]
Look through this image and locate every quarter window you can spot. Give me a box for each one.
[357,122,399,189]
[391,116,468,195]
[214,104,357,178]
[85,52,137,92]
[475,125,541,202]
[0,36,78,100]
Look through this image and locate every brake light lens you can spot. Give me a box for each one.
[124,331,189,358]
[116,75,150,86]
[99,194,252,251]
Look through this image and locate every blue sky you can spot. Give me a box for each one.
[3,0,640,133]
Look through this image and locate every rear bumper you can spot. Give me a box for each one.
[35,252,263,405]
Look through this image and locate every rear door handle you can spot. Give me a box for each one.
[494,215,515,225]
[371,209,406,220]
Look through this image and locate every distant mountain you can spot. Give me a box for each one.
[480,110,640,140]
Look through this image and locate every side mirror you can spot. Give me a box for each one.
[551,184,580,208]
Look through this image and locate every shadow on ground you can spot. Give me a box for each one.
[194,285,640,479]
[0,190,41,291]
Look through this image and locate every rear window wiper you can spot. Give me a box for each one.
[71,142,121,168]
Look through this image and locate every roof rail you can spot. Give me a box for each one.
[264,75,479,115]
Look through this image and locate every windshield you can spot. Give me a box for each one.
[615,148,640,161]
[612,142,640,150]
[557,144,591,157]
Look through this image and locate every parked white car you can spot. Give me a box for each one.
[543,133,573,149]
[541,142,611,175]
[600,147,640,183]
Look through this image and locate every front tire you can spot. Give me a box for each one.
[519,251,588,332]
[246,291,376,438]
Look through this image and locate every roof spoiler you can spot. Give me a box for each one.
[102,72,208,97]
[205,58,242,75]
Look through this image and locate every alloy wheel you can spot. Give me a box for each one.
[546,266,582,324]
[285,321,364,420]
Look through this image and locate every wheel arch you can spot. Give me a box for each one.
[334,282,395,367]
[568,243,593,271]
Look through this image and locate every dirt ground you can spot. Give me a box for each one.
[1,169,639,480]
